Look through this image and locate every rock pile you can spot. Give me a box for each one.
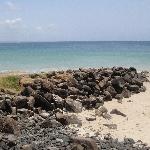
[0,67,149,150]
[19,67,147,113]
[17,67,149,113]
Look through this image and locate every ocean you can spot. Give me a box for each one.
[0,41,150,73]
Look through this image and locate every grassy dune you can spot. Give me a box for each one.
[0,75,21,92]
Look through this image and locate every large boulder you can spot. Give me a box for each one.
[15,96,28,109]
[41,81,54,92]
[129,67,137,73]
[111,77,125,93]
[44,93,54,103]
[0,99,12,113]
[65,98,82,113]
[55,112,69,125]
[82,85,93,95]
[132,78,143,87]
[106,86,117,98]
[123,74,132,83]
[122,88,131,98]
[82,96,103,109]
[115,94,123,100]
[103,91,112,101]
[56,112,82,126]
[54,88,68,98]
[127,85,140,93]
[34,94,54,111]
[21,86,34,97]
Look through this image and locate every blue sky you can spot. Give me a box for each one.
[0,0,150,41]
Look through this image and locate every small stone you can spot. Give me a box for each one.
[86,116,96,121]
[40,112,50,119]
[103,124,117,129]
[110,109,126,117]
[115,94,123,100]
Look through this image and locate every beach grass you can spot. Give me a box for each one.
[0,75,21,92]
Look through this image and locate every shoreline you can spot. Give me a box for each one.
[0,66,149,76]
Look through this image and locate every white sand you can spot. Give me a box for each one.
[69,76,150,145]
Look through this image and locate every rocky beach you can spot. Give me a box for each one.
[0,67,150,150]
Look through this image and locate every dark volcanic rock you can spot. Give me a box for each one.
[127,85,140,93]
[129,67,137,73]
[54,88,68,98]
[82,85,93,95]
[115,94,123,100]
[106,86,117,98]
[0,99,12,113]
[34,94,53,111]
[103,91,112,101]
[132,78,143,87]
[15,96,28,109]
[122,88,131,98]
[112,77,125,93]
[21,86,34,97]
[65,98,82,113]
[41,81,53,92]
[56,112,82,126]
[44,93,54,103]
[55,112,69,125]
[82,96,104,109]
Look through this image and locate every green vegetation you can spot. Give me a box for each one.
[0,75,21,92]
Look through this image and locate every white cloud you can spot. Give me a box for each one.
[5,18,22,25]
[5,1,17,11]
[0,18,22,29]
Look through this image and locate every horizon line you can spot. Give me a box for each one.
[0,40,150,43]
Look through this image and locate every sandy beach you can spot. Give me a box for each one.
[68,75,150,145]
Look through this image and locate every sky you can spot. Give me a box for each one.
[0,0,150,42]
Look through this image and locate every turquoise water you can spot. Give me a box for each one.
[0,41,150,72]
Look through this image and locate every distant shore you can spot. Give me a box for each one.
[0,66,149,76]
